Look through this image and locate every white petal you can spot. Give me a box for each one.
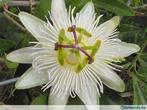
[115,41,140,58]
[76,2,95,30]
[76,84,99,110]
[6,47,36,64]
[91,62,125,92]
[19,12,55,43]
[99,40,140,59]
[51,0,69,28]
[51,0,66,18]
[49,88,69,110]
[15,67,48,89]
[94,16,120,40]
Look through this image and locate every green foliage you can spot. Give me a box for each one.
[132,0,143,6]
[65,0,134,16]
[133,59,147,104]
[34,0,51,19]
[133,74,147,104]
[0,38,15,54]
[0,0,11,7]
[65,0,90,10]
[31,94,48,105]
[5,60,18,69]
[93,0,135,16]
[100,93,125,105]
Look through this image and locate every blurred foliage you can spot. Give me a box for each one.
[0,0,11,7]
[93,0,135,16]
[31,93,48,105]
[34,0,51,19]
[0,0,147,106]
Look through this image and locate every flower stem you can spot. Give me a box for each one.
[0,77,20,86]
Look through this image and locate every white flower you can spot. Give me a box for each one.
[7,0,140,109]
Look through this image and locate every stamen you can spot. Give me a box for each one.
[55,42,74,50]
[68,25,78,45]
[55,25,98,68]
[54,42,59,50]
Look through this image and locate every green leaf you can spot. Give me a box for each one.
[139,55,147,66]
[132,0,142,6]
[34,0,51,19]
[119,24,141,32]
[100,93,125,105]
[138,65,147,75]
[133,74,147,104]
[31,94,48,105]
[0,0,12,7]
[65,0,90,11]
[93,0,135,16]
[0,39,16,54]
[136,65,147,83]
[5,60,18,69]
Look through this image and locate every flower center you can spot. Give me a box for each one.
[55,25,101,73]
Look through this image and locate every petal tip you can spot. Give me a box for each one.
[134,44,141,53]
[81,1,94,13]
[18,11,28,18]
[85,1,94,9]
[15,81,22,89]
[15,78,26,90]
[87,1,94,6]
[6,47,33,64]
[112,16,120,27]
[6,52,16,63]
[118,81,125,92]
[15,68,48,90]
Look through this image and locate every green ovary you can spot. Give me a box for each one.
[56,27,101,73]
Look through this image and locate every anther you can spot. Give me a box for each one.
[68,25,78,45]
[68,25,76,32]
[88,58,94,64]
[54,42,59,50]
